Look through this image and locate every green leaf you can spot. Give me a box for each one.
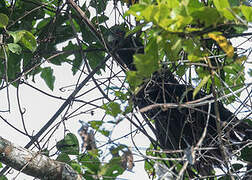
[62,41,83,75]
[99,157,125,177]
[240,146,252,162]
[115,91,129,101]
[78,153,101,174]
[56,133,79,155]
[125,4,147,20]
[70,161,81,173]
[56,153,71,163]
[9,30,26,43]
[102,102,122,117]
[144,159,155,176]
[193,75,210,98]
[126,71,143,91]
[185,0,204,15]
[9,30,37,52]
[0,162,2,168]
[88,120,103,130]
[6,53,21,83]
[232,25,248,33]
[99,129,110,137]
[232,163,243,171]
[241,5,252,22]
[91,15,109,24]
[0,13,8,28]
[191,7,220,27]
[0,176,8,180]
[228,0,240,7]
[40,67,55,91]
[213,0,235,20]
[7,43,22,55]
[20,31,37,52]
[86,44,105,75]
[36,17,51,29]
[134,37,159,77]
[88,120,110,137]
[125,23,146,37]
[90,0,106,14]
[214,0,230,10]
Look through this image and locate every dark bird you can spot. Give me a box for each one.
[108,25,252,177]
[107,25,143,71]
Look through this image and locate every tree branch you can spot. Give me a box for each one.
[0,136,83,180]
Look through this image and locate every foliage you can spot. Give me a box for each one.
[0,0,252,179]
[54,133,130,179]
[125,0,249,98]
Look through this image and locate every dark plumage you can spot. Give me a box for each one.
[108,26,143,71]
[108,26,252,176]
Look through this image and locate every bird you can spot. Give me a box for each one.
[107,25,143,71]
[107,25,252,177]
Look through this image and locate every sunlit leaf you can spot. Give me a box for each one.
[213,0,235,20]
[20,31,37,52]
[0,13,8,28]
[9,30,37,52]
[235,56,246,64]
[193,75,210,98]
[241,5,252,22]
[102,102,122,117]
[9,30,26,43]
[87,120,110,137]
[208,33,234,58]
[126,71,143,91]
[134,37,159,77]
[214,0,230,10]
[191,7,220,27]
[88,120,103,130]
[99,129,110,137]
[125,4,147,20]
[70,161,81,173]
[7,43,22,55]
[99,157,125,177]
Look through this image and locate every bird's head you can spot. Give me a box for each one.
[107,24,128,48]
[106,24,143,71]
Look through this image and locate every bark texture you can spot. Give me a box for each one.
[0,136,83,180]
